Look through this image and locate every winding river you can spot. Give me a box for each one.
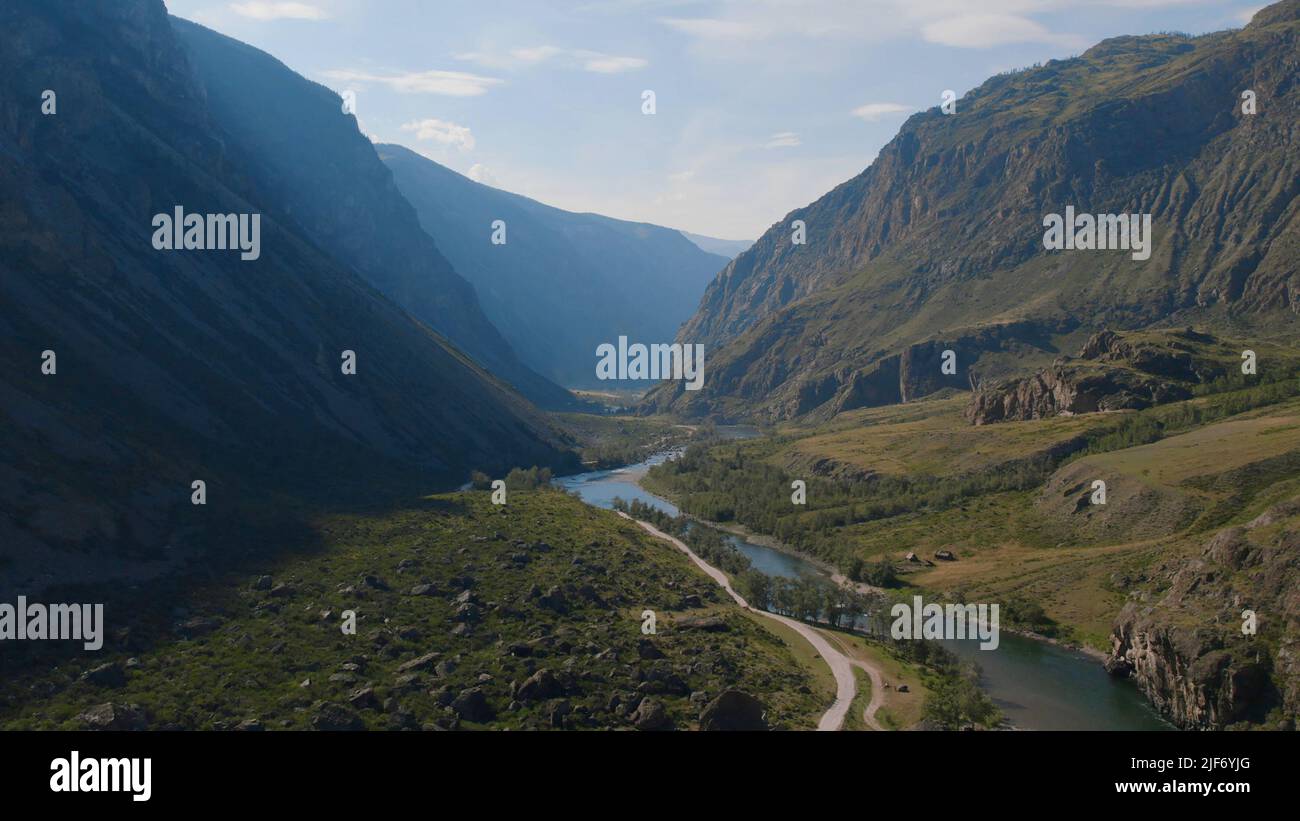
[558,445,1171,731]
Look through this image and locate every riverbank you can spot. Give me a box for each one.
[640,470,1122,663]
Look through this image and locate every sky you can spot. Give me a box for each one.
[164,0,1266,240]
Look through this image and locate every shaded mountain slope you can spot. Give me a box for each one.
[380,144,728,388]
[169,17,576,410]
[0,0,577,596]
[648,1,1300,422]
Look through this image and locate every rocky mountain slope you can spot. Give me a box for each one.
[170,18,576,410]
[965,328,1248,424]
[0,0,577,596]
[380,144,728,388]
[648,1,1299,422]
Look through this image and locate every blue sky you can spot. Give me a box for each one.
[166,0,1266,239]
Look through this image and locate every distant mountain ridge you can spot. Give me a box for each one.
[380,144,729,388]
[679,231,754,260]
[648,0,1300,422]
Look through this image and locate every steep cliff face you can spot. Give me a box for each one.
[652,2,1300,421]
[1107,499,1300,729]
[169,18,576,410]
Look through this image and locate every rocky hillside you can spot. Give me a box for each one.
[0,492,823,731]
[170,18,576,410]
[966,328,1243,424]
[380,144,728,388]
[648,1,1300,422]
[1107,496,1300,729]
[0,0,577,596]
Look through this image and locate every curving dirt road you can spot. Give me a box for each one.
[622,513,885,731]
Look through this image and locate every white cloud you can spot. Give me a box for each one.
[922,14,1086,49]
[467,164,499,186]
[401,119,476,151]
[511,45,566,63]
[457,46,648,74]
[582,55,650,73]
[322,69,503,97]
[764,131,801,148]
[229,2,328,21]
[657,1,1091,54]
[851,102,911,121]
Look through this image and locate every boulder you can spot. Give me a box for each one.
[699,690,768,731]
[630,698,670,731]
[450,687,495,723]
[310,702,365,731]
[77,702,148,731]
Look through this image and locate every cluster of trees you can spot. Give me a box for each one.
[469,466,555,491]
[611,497,753,577]
[884,639,1000,729]
[644,442,1051,565]
[1075,375,1300,462]
[737,571,886,631]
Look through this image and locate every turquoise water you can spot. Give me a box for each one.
[557,448,1171,731]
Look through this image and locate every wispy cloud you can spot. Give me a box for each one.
[658,17,765,40]
[764,131,801,148]
[658,1,1088,53]
[583,54,649,73]
[322,68,503,96]
[922,14,1088,49]
[456,46,648,74]
[467,163,499,186]
[401,119,476,151]
[229,2,328,21]
[851,102,910,121]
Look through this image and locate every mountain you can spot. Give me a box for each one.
[169,18,577,410]
[647,1,1300,422]
[679,231,754,260]
[0,0,577,596]
[379,144,729,388]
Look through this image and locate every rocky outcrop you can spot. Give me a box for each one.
[964,329,1224,424]
[1106,498,1300,729]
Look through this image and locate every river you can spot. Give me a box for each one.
[557,444,1171,731]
